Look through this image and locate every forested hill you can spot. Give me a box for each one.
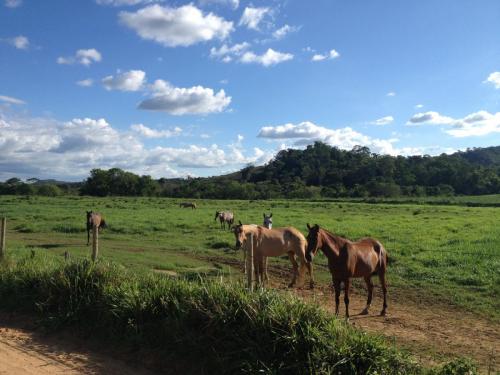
[2,143,500,199]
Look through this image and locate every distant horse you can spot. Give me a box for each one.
[179,202,197,209]
[86,211,107,245]
[305,224,388,319]
[215,211,234,230]
[233,221,314,288]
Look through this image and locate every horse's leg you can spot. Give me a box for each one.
[87,227,90,245]
[263,256,269,285]
[361,276,374,315]
[344,278,351,320]
[333,278,341,316]
[287,252,299,288]
[306,261,314,289]
[378,271,388,316]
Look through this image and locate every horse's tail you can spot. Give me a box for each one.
[374,241,386,271]
[100,219,107,229]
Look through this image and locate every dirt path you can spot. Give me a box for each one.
[205,255,499,372]
[0,315,156,375]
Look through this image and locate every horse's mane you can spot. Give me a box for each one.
[319,227,349,248]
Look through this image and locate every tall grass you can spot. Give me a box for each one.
[0,256,477,374]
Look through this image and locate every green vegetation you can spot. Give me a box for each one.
[0,256,477,374]
[1,195,498,323]
[3,144,500,199]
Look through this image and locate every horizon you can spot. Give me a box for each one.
[1,0,500,181]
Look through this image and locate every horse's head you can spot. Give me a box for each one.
[214,211,221,220]
[305,223,322,262]
[233,220,246,249]
[86,210,92,221]
[263,213,273,229]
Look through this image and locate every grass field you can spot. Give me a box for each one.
[1,195,498,322]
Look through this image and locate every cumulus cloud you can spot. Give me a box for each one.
[139,79,231,115]
[119,4,233,47]
[407,110,500,137]
[257,121,408,156]
[0,112,270,180]
[371,116,394,126]
[0,95,25,105]
[240,48,293,67]
[485,72,500,89]
[199,0,239,10]
[272,24,299,40]
[311,49,339,62]
[4,0,22,8]
[57,49,102,66]
[76,79,94,87]
[130,123,182,138]
[239,6,271,30]
[102,70,146,91]
[209,42,250,62]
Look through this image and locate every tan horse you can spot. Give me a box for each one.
[305,224,388,319]
[179,202,197,209]
[86,211,106,245]
[233,222,314,288]
[215,211,234,230]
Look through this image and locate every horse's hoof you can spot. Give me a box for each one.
[287,283,295,288]
[360,308,369,316]
[380,310,387,317]
[309,283,315,290]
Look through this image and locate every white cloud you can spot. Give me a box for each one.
[407,111,454,125]
[239,6,271,30]
[199,0,239,10]
[258,121,404,155]
[57,49,102,66]
[139,79,231,115]
[0,95,25,105]
[102,70,146,91]
[76,79,94,87]
[240,48,293,67]
[485,72,500,89]
[311,49,339,62]
[415,104,424,109]
[386,91,396,97]
[9,35,29,50]
[119,4,233,47]
[272,24,299,40]
[407,110,500,137]
[210,42,250,61]
[96,0,162,6]
[371,116,394,126]
[0,112,270,180]
[4,0,22,8]
[130,123,182,138]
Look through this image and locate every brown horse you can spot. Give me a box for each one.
[179,202,197,209]
[233,221,314,288]
[305,224,388,319]
[86,211,106,245]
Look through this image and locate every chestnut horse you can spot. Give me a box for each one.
[86,211,107,245]
[305,224,388,319]
[233,222,314,288]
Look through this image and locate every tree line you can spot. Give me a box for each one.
[2,143,500,199]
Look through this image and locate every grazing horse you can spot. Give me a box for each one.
[215,211,234,230]
[233,221,314,288]
[179,202,197,209]
[305,224,388,319]
[86,211,107,245]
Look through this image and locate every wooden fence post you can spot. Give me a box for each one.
[246,233,254,291]
[0,217,6,259]
[91,225,98,261]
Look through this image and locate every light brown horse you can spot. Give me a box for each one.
[305,224,388,319]
[179,202,197,209]
[233,222,314,288]
[215,211,234,230]
[86,211,106,245]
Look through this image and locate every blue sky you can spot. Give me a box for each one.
[1,0,500,181]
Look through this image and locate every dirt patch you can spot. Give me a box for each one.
[153,269,178,276]
[203,255,499,372]
[0,314,157,375]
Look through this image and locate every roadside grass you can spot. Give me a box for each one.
[0,256,478,374]
[0,195,498,322]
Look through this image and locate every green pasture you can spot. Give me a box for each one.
[0,195,499,321]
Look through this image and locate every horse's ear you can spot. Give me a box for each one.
[307,223,311,230]
[314,224,319,229]
[239,220,242,226]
